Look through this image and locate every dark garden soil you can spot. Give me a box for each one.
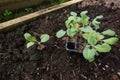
[0,0,120,80]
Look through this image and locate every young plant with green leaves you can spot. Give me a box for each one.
[83,30,118,62]
[56,11,81,38]
[25,8,33,13]
[1,10,13,20]
[24,33,50,50]
[56,11,119,62]
[56,11,103,38]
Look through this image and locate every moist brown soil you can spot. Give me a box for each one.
[0,0,120,80]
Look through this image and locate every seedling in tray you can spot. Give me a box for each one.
[56,11,119,62]
[24,33,50,50]
[56,11,93,53]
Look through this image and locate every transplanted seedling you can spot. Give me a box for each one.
[56,11,119,62]
[56,11,81,38]
[24,33,50,50]
[56,11,102,38]
[83,30,118,62]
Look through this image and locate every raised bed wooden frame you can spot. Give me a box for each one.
[0,0,83,32]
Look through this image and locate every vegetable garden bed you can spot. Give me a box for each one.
[0,0,120,80]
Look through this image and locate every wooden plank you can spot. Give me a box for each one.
[0,0,83,31]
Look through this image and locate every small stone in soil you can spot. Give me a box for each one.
[98,63,101,66]
[37,68,40,71]
[54,67,57,70]
[102,67,106,70]
[111,69,115,71]
[105,65,109,68]
[80,74,87,79]
[37,73,40,75]
[46,64,50,71]
[117,72,120,76]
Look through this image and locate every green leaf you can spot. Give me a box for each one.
[27,42,35,48]
[56,29,66,38]
[83,32,89,40]
[68,16,76,20]
[81,26,93,32]
[102,29,116,36]
[80,11,90,25]
[71,21,76,27]
[40,34,50,43]
[24,33,36,42]
[103,37,119,45]
[83,47,96,62]
[76,17,81,23]
[89,58,95,62]
[83,31,103,42]
[88,35,97,45]
[4,10,12,16]
[95,52,99,56]
[70,12,77,16]
[96,32,104,41]
[92,15,103,30]
[67,27,78,37]
[95,15,103,19]
[95,43,111,52]
[65,20,71,28]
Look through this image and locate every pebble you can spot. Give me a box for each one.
[37,73,40,75]
[105,65,109,68]
[116,20,119,22]
[37,68,39,71]
[64,10,67,13]
[98,63,101,66]
[111,69,115,71]
[102,67,106,70]
[119,49,120,51]
[117,72,120,76]
[54,67,56,70]
[46,65,49,71]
